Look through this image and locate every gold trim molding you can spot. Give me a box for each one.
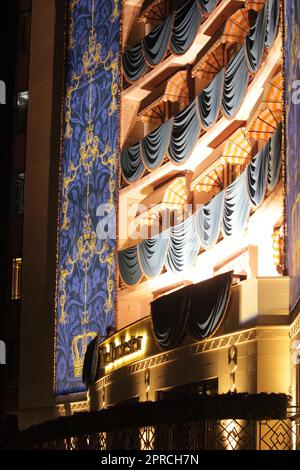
[290,312,300,338]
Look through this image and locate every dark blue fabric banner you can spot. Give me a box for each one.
[285,1,300,312]
[55,0,120,395]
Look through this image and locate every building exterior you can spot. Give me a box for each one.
[0,0,31,414]
[1,0,300,451]
[92,0,291,409]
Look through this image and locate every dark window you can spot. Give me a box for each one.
[156,378,218,401]
[13,173,25,216]
[19,11,31,53]
[155,379,218,450]
[16,91,29,131]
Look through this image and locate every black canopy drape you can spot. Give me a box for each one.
[168,100,201,164]
[170,0,202,55]
[82,334,101,387]
[122,43,148,83]
[120,142,144,183]
[143,15,174,66]
[151,271,233,348]
[151,285,190,349]
[187,271,233,340]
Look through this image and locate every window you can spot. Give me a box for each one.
[13,173,25,216]
[16,91,29,131]
[156,378,218,401]
[19,11,31,53]
[11,258,22,300]
[155,379,218,449]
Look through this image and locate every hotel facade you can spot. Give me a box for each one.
[2,0,300,451]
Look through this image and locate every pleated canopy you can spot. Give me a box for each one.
[261,72,282,112]
[118,126,282,287]
[247,107,281,141]
[192,8,250,80]
[135,176,188,225]
[222,8,250,44]
[192,39,226,80]
[220,128,252,164]
[245,0,266,12]
[137,70,189,124]
[191,162,224,194]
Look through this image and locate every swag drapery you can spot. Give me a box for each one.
[118,127,281,286]
[121,0,279,183]
[123,0,206,83]
[151,271,233,349]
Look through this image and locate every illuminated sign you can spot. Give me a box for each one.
[100,335,144,367]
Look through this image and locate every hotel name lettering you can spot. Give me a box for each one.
[100,335,143,367]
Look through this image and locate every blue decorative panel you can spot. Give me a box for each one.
[284,0,300,312]
[55,0,120,395]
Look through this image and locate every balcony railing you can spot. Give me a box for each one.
[6,394,300,450]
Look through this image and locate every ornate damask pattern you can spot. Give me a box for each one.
[284,1,300,311]
[55,0,120,395]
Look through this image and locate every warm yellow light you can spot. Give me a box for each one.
[224,419,239,450]
[104,333,147,374]
[140,426,155,450]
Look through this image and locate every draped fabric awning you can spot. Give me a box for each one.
[168,100,201,164]
[121,9,278,185]
[195,190,225,248]
[137,70,189,123]
[141,119,173,171]
[191,163,224,194]
[261,72,282,112]
[151,284,190,349]
[170,0,202,55]
[118,246,143,286]
[142,15,174,67]
[136,176,188,225]
[221,172,251,238]
[165,214,201,273]
[123,0,204,83]
[197,69,224,129]
[138,230,170,278]
[246,141,269,207]
[192,8,250,80]
[123,43,149,83]
[221,128,252,164]
[118,125,282,286]
[245,3,267,72]
[150,270,233,349]
[245,0,266,12]
[265,0,279,49]
[120,143,144,184]
[247,107,282,140]
[222,46,249,119]
[187,271,233,339]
